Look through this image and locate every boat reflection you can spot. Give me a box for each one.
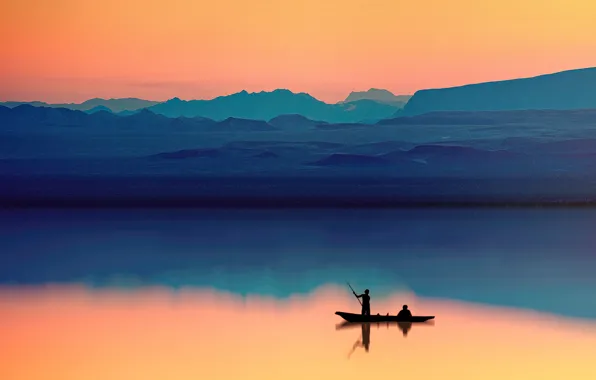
[336,320,435,358]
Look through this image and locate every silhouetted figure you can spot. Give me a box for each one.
[398,322,412,337]
[354,289,370,315]
[397,305,412,319]
[361,323,371,351]
[347,322,371,358]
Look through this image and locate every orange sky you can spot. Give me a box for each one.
[1,0,596,103]
[2,285,596,380]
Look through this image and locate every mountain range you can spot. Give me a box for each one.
[4,66,596,205]
[145,89,400,123]
[0,105,285,133]
[1,91,403,124]
[4,101,596,205]
[4,103,596,160]
[0,98,159,113]
[4,66,596,122]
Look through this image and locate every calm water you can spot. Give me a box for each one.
[1,208,596,379]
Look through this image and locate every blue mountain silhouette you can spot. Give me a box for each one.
[147,89,399,123]
[85,105,113,114]
[379,108,596,126]
[403,67,596,115]
[343,88,411,107]
[268,114,327,129]
[4,101,596,204]
[0,105,283,133]
[0,98,159,113]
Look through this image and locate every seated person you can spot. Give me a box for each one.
[397,305,412,319]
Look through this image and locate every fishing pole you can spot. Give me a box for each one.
[347,281,362,306]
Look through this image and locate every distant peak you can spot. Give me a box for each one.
[238,89,294,96]
[344,88,412,105]
[133,108,156,116]
[234,89,312,97]
[347,88,395,97]
[367,88,395,95]
[13,104,39,110]
[274,89,313,97]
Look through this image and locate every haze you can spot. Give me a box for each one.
[2,0,596,103]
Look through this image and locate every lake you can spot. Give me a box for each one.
[1,208,596,379]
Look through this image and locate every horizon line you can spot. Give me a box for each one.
[0,87,413,106]
[2,65,595,105]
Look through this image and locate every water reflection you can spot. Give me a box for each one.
[336,320,435,337]
[2,285,596,380]
[3,208,596,320]
[336,320,435,357]
[348,323,370,357]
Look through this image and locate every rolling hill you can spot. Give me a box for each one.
[403,67,596,116]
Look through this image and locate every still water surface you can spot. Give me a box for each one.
[1,208,596,379]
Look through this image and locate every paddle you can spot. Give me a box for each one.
[347,282,362,306]
[347,339,361,359]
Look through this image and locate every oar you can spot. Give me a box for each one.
[347,282,362,306]
[347,338,361,359]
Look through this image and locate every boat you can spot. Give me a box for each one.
[335,311,435,323]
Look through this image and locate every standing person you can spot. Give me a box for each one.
[348,323,372,358]
[361,323,371,351]
[354,289,371,315]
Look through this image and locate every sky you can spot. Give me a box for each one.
[1,0,596,103]
[2,285,596,380]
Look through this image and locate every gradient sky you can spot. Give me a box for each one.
[2,285,596,380]
[2,0,596,103]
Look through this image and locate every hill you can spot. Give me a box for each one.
[403,67,596,116]
[268,114,326,129]
[76,98,160,112]
[86,105,113,114]
[379,109,596,127]
[344,89,411,107]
